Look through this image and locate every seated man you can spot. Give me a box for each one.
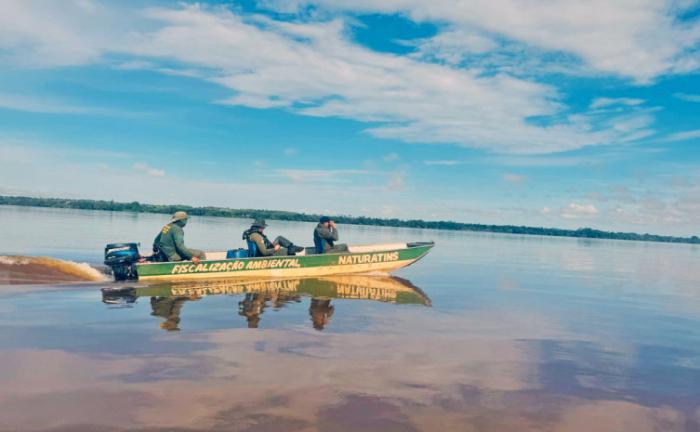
[152,211,206,263]
[242,219,304,257]
[313,216,349,254]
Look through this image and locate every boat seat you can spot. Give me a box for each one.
[246,240,259,258]
[205,251,227,260]
[347,243,407,253]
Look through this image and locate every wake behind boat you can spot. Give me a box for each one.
[104,241,434,282]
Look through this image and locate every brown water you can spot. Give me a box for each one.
[1,205,700,431]
[0,255,108,285]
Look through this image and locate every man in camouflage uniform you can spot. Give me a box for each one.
[242,219,304,257]
[313,216,348,254]
[153,211,206,262]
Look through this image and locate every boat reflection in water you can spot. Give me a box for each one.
[102,275,430,331]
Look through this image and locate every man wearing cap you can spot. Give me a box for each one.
[242,219,304,257]
[152,211,206,262]
[314,216,349,254]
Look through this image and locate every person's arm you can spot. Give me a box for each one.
[316,225,338,241]
[329,226,339,241]
[251,233,275,256]
[172,226,195,260]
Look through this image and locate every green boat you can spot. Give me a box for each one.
[104,241,434,282]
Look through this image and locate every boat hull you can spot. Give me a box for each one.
[135,242,433,281]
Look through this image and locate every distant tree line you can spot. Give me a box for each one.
[2,195,699,244]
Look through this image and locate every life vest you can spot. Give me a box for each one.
[242,228,273,256]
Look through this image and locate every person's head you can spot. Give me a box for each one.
[251,218,268,231]
[250,218,267,231]
[319,216,332,227]
[171,211,189,227]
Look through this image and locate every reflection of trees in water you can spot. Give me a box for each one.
[238,291,302,329]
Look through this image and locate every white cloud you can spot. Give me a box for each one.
[584,180,700,233]
[382,152,399,162]
[0,142,432,219]
[0,0,132,67]
[114,60,155,71]
[387,170,406,190]
[664,129,700,142]
[0,92,139,117]
[409,29,498,65]
[114,59,205,78]
[0,2,661,154]
[560,203,600,219]
[409,28,595,80]
[590,97,645,109]
[273,168,369,183]
[673,92,700,103]
[0,93,91,114]
[424,160,463,166]
[283,148,298,156]
[132,162,165,177]
[5,139,700,234]
[503,173,527,184]
[269,0,700,83]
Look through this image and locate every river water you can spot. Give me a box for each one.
[1,205,700,431]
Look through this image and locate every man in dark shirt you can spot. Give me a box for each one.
[313,216,348,254]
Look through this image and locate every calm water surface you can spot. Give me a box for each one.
[1,205,700,431]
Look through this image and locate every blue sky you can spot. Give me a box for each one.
[0,0,699,235]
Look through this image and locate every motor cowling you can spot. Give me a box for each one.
[104,243,140,281]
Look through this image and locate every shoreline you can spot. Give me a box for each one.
[2,195,698,245]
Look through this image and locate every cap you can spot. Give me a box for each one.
[251,218,268,228]
[170,211,189,222]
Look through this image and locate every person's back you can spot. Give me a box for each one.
[153,222,183,260]
[153,211,206,262]
[313,216,348,254]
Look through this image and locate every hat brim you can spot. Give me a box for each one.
[171,216,189,222]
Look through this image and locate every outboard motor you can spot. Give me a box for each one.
[104,243,140,281]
